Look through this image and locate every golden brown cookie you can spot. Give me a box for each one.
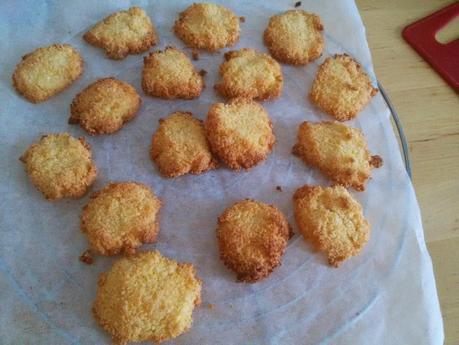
[12,44,83,103]
[214,48,283,101]
[292,121,383,191]
[205,98,275,170]
[309,54,378,121]
[263,10,324,65]
[217,199,290,282]
[69,78,141,135]
[93,251,201,344]
[81,182,161,255]
[19,133,96,200]
[174,3,240,51]
[293,185,370,267]
[150,112,217,178]
[84,7,157,60]
[142,47,204,99]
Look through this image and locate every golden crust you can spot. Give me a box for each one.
[83,7,157,60]
[69,78,141,135]
[93,251,201,344]
[263,10,324,65]
[217,199,289,282]
[174,3,240,51]
[80,182,161,255]
[309,54,378,121]
[205,98,275,170]
[19,133,97,200]
[150,112,218,178]
[292,121,382,191]
[142,47,204,99]
[215,48,283,101]
[12,44,83,103]
[293,185,370,267]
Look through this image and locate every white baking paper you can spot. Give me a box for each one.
[0,1,444,344]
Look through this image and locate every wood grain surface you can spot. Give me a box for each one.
[356,1,459,343]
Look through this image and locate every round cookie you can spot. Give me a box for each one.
[81,182,161,255]
[309,54,378,121]
[150,112,217,178]
[83,7,157,60]
[263,10,324,65]
[142,47,204,99]
[217,199,290,283]
[174,3,240,51]
[12,44,83,103]
[69,78,141,135]
[93,251,201,344]
[215,48,283,101]
[205,98,275,170]
[293,185,370,267]
[20,133,97,200]
[292,121,383,191]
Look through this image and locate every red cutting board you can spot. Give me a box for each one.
[402,2,459,91]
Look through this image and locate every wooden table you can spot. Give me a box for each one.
[356,1,459,343]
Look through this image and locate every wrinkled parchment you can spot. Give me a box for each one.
[0,1,443,344]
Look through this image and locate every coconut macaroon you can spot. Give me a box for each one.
[292,121,383,191]
[264,10,324,65]
[310,54,378,121]
[214,48,283,101]
[69,78,141,135]
[142,47,204,99]
[217,199,290,282]
[84,7,157,60]
[12,44,83,103]
[19,133,96,200]
[205,98,275,170]
[150,112,217,178]
[80,182,161,255]
[93,251,201,344]
[293,185,370,267]
[174,3,240,51]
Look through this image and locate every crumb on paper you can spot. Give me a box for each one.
[207,303,215,310]
[239,16,246,23]
[199,69,207,77]
[370,155,383,168]
[276,185,282,191]
[192,50,199,61]
[79,250,94,265]
[294,1,302,7]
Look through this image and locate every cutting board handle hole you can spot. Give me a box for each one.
[435,15,459,44]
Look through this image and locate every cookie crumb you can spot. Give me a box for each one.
[239,16,245,23]
[294,1,302,7]
[199,69,207,77]
[79,250,94,265]
[207,303,215,310]
[192,50,199,61]
[370,155,383,168]
[276,185,282,192]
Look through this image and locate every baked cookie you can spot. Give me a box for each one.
[12,44,83,103]
[292,121,383,191]
[309,54,378,121]
[142,47,204,99]
[81,182,161,255]
[264,10,324,65]
[93,251,201,344]
[217,199,290,282]
[150,112,217,178]
[174,3,240,51]
[84,7,157,60]
[214,48,283,101]
[19,133,96,200]
[69,78,141,135]
[205,98,275,170]
[293,185,370,267]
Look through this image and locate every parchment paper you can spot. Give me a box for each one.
[0,1,444,344]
